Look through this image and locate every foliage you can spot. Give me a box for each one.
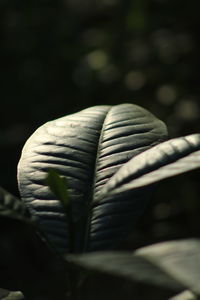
[0,104,200,299]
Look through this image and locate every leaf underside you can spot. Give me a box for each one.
[17,103,168,253]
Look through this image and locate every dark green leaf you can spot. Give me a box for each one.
[18,104,167,253]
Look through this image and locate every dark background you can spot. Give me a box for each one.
[1,0,200,251]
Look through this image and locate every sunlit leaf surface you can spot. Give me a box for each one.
[18,104,167,252]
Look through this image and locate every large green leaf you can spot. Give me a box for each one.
[17,104,167,253]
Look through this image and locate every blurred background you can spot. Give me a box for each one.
[1,0,200,251]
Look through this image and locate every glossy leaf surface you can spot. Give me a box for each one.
[18,104,167,252]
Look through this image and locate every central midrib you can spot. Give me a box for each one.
[82,106,113,253]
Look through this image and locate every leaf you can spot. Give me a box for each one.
[17,104,167,253]
[169,290,198,300]
[67,239,200,298]
[66,251,184,296]
[0,187,68,297]
[87,134,200,249]
[0,186,31,222]
[135,239,200,295]
[0,289,24,300]
[97,134,200,198]
[45,168,69,210]
[0,289,9,299]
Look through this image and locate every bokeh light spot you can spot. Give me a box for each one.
[156,85,177,105]
[124,70,146,90]
[86,50,108,70]
[176,99,200,121]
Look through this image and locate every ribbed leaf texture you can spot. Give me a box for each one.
[89,134,200,250]
[98,134,200,197]
[17,103,167,253]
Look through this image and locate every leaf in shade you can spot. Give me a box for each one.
[0,289,9,299]
[0,289,24,300]
[0,187,68,298]
[0,186,31,222]
[67,239,200,298]
[17,104,167,253]
[135,239,200,295]
[66,251,185,294]
[45,168,69,210]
